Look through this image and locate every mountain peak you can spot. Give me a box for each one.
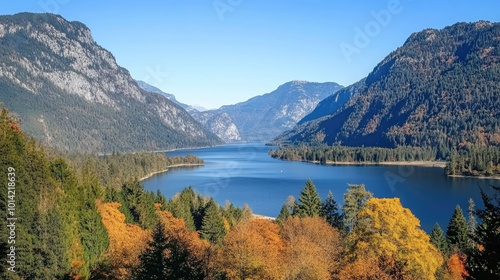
[0,13,221,152]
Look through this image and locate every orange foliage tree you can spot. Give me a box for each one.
[444,253,469,280]
[155,205,211,279]
[220,219,285,279]
[280,216,342,280]
[345,198,443,280]
[97,201,151,279]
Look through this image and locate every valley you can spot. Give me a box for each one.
[0,9,499,280]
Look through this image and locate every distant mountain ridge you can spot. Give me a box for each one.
[0,13,222,153]
[192,80,344,142]
[135,80,200,114]
[276,21,500,155]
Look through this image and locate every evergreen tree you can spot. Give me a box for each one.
[466,186,500,279]
[446,205,469,253]
[200,199,226,244]
[295,179,322,217]
[467,198,477,248]
[276,204,291,225]
[430,223,448,254]
[342,184,373,231]
[320,191,344,230]
[134,222,168,280]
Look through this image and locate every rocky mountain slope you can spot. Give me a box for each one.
[192,80,343,142]
[0,13,221,153]
[275,21,500,155]
[135,80,200,114]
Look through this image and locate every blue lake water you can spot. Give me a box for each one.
[142,143,496,232]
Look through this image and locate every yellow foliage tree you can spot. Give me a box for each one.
[347,198,443,280]
[221,219,285,279]
[281,216,342,280]
[97,202,151,279]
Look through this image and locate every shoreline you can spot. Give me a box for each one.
[305,160,447,168]
[138,163,204,181]
[448,174,500,180]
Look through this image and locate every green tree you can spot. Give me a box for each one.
[467,198,477,248]
[276,204,291,226]
[446,204,469,253]
[466,186,500,279]
[430,223,448,254]
[134,222,168,280]
[295,179,322,217]
[342,184,373,231]
[200,199,226,244]
[320,191,344,230]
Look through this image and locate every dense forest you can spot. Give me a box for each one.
[0,13,222,153]
[269,145,500,177]
[1,108,500,279]
[273,22,500,177]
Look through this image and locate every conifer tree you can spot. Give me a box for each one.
[466,186,500,279]
[295,179,322,217]
[134,222,168,280]
[201,199,226,244]
[320,191,343,230]
[342,184,373,231]
[276,204,291,225]
[430,223,448,254]
[467,197,477,248]
[446,204,469,253]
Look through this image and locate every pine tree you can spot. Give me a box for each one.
[276,204,291,225]
[430,223,448,254]
[295,179,322,217]
[342,184,373,231]
[200,199,226,244]
[320,191,344,230]
[466,186,500,279]
[446,205,469,253]
[467,198,477,248]
[134,222,168,280]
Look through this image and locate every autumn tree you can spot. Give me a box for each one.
[443,253,469,280]
[446,205,469,253]
[281,216,342,279]
[321,190,344,230]
[430,223,448,254]
[466,186,500,279]
[154,206,208,280]
[346,198,443,280]
[295,179,322,217]
[221,219,285,279]
[342,183,373,231]
[97,202,151,279]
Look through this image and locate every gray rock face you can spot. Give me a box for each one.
[192,80,343,142]
[0,13,221,153]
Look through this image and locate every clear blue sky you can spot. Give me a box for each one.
[2,1,500,109]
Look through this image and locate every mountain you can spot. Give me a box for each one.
[192,80,343,142]
[275,21,500,155]
[0,13,222,153]
[135,80,200,114]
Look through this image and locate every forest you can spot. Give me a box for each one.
[269,145,500,177]
[1,108,499,279]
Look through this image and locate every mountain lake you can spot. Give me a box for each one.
[142,143,497,232]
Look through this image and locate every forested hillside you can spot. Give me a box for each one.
[0,13,221,153]
[275,21,500,160]
[2,108,499,279]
